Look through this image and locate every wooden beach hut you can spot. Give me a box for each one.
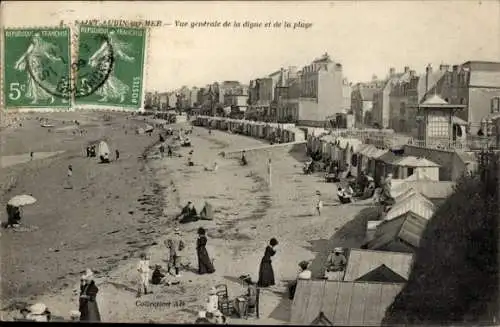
[343,249,414,283]
[291,280,404,326]
[392,156,440,181]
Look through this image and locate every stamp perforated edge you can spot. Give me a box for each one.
[1,25,73,113]
[73,25,150,113]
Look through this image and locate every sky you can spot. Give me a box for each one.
[2,1,500,92]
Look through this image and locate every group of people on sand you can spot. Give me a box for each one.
[177,201,214,224]
[136,226,216,297]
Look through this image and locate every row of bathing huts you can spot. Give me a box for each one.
[193,116,306,143]
[307,130,457,252]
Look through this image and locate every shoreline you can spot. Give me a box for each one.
[2,120,370,324]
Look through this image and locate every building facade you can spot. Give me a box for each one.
[351,79,383,127]
[281,53,344,126]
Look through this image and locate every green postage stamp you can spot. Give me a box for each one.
[74,26,146,109]
[3,28,71,109]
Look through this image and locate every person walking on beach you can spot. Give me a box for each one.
[165,228,185,277]
[258,238,278,287]
[65,165,73,189]
[168,145,173,157]
[30,151,34,161]
[267,158,272,188]
[137,253,151,297]
[79,269,101,322]
[196,227,215,275]
[159,144,165,158]
[115,149,120,161]
[316,195,323,216]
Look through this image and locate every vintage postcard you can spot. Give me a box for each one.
[1,0,499,325]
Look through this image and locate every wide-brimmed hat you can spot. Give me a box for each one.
[208,287,217,295]
[174,228,181,235]
[334,247,343,253]
[29,303,47,315]
[69,310,81,319]
[198,310,206,318]
[81,268,94,280]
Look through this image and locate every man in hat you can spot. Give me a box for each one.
[325,248,347,280]
[165,228,185,277]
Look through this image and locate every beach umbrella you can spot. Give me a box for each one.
[8,194,37,207]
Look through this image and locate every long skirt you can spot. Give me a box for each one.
[257,260,275,287]
[197,248,215,274]
[80,300,101,322]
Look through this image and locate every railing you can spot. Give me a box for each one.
[407,136,498,151]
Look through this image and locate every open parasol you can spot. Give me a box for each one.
[8,194,37,207]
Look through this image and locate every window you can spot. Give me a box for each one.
[407,167,414,177]
[460,98,465,105]
[491,97,500,113]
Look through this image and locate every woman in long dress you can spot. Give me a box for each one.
[79,269,101,322]
[14,33,62,104]
[257,238,278,287]
[196,227,215,274]
[88,31,135,103]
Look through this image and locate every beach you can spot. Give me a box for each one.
[1,113,370,323]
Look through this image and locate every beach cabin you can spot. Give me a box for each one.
[375,151,401,182]
[384,191,435,221]
[392,156,440,181]
[366,191,435,253]
[290,280,404,326]
[344,249,414,283]
[355,145,389,183]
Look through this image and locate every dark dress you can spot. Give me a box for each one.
[197,235,215,274]
[79,281,101,322]
[257,246,276,287]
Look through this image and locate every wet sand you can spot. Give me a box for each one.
[0,112,165,307]
[1,116,371,324]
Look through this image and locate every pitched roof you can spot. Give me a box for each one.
[393,156,440,167]
[291,280,404,326]
[399,181,456,199]
[377,151,401,164]
[417,70,447,102]
[385,192,435,221]
[356,264,408,283]
[311,312,334,326]
[344,248,414,282]
[422,94,448,105]
[367,213,429,250]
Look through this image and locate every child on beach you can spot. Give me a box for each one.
[316,197,323,216]
[65,165,73,189]
[137,253,151,297]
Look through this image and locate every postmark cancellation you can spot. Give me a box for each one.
[2,24,148,111]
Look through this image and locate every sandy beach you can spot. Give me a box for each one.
[1,114,371,324]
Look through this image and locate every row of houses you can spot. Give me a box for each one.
[192,115,305,143]
[352,61,500,136]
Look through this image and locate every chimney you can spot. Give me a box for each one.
[410,70,416,77]
[439,64,450,72]
[389,67,396,77]
[425,64,432,93]
[404,66,410,73]
[372,74,378,81]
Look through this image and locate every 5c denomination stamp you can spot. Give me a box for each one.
[74,26,146,109]
[3,28,71,109]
